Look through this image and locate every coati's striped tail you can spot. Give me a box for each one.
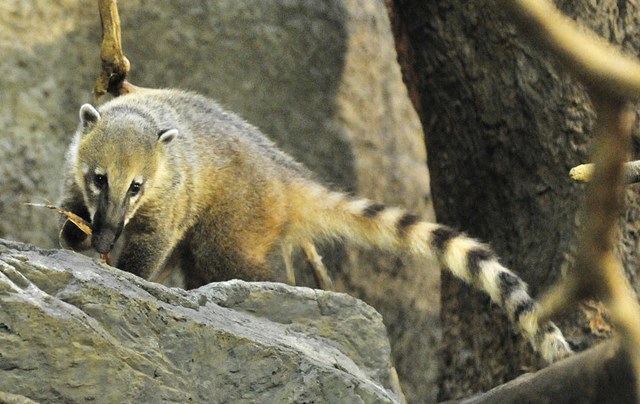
[423,225,573,363]
[292,184,573,363]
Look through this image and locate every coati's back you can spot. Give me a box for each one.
[112,89,315,182]
[61,88,573,364]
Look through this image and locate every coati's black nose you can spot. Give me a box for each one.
[91,227,119,254]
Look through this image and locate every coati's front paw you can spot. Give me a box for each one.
[60,219,92,251]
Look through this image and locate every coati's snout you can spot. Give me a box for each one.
[91,197,124,254]
[92,225,122,254]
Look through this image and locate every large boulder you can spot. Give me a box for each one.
[0,239,403,403]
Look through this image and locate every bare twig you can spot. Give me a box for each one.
[497,0,640,396]
[26,203,92,235]
[570,160,640,185]
[26,203,112,265]
[539,98,634,317]
[497,0,640,98]
[94,0,143,98]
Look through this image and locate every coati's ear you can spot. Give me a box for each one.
[157,128,178,144]
[79,104,101,130]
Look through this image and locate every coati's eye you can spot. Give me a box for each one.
[129,181,142,196]
[93,174,107,189]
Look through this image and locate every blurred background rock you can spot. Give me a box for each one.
[0,1,435,401]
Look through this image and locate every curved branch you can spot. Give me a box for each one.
[460,340,636,403]
[537,98,635,332]
[497,0,640,394]
[497,0,640,98]
[94,0,142,97]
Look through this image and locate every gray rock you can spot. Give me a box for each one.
[0,239,403,403]
[0,391,38,404]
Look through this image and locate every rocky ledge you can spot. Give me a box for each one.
[0,239,403,403]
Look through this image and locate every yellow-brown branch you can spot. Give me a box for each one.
[26,203,112,265]
[94,0,141,98]
[570,160,640,185]
[499,0,640,395]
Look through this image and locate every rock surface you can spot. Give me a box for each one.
[0,239,403,403]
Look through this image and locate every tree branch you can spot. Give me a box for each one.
[496,0,640,98]
[454,340,635,403]
[539,98,634,316]
[570,160,640,185]
[94,0,141,97]
[496,0,640,396]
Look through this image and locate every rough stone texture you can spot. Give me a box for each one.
[0,392,37,404]
[328,2,437,402]
[0,238,402,403]
[0,1,434,402]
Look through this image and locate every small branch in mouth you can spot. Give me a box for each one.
[26,203,112,265]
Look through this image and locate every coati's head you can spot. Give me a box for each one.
[73,103,178,254]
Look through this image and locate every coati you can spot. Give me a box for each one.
[60,88,572,363]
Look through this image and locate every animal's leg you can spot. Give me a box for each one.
[302,241,333,291]
[281,241,296,286]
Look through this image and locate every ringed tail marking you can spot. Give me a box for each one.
[290,182,573,363]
